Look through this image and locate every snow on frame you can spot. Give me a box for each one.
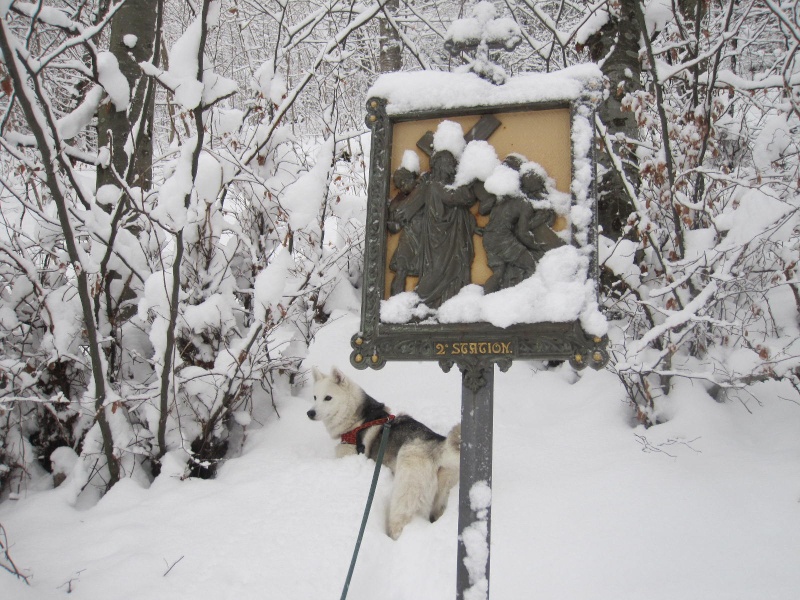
[367,64,602,115]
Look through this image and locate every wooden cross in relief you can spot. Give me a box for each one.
[415,114,502,157]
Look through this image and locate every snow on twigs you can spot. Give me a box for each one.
[58,86,104,140]
[254,250,294,323]
[151,142,194,229]
[139,0,237,110]
[252,60,287,107]
[281,137,335,231]
[752,115,799,174]
[644,0,673,37]
[575,6,609,45]
[96,52,130,112]
[10,2,76,29]
[194,151,223,205]
[443,1,521,84]
[207,107,244,136]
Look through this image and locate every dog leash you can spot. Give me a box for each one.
[339,418,394,600]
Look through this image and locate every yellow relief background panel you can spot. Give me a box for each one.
[384,108,572,299]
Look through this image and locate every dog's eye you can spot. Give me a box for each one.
[324,395,332,402]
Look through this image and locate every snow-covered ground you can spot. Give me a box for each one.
[1,312,799,599]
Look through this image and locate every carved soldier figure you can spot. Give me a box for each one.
[387,165,421,295]
[479,160,553,293]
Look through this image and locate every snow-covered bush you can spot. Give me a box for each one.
[586,1,800,423]
[0,0,370,498]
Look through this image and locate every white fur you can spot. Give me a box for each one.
[308,366,460,540]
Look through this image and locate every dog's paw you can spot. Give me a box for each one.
[429,505,445,523]
[387,524,403,540]
[387,514,410,540]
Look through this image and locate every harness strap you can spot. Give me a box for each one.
[339,420,393,600]
[340,414,396,449]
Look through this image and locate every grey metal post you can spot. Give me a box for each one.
[456,363,494,600]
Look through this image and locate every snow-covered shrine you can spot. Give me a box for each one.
[351,65,609,374]
[350,63,610,600]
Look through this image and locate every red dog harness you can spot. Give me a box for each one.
[340,415,395,448]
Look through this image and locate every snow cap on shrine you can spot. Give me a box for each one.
[367,64,603,116]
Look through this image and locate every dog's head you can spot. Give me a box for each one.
[307,366,362,437]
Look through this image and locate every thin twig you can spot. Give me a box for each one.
[0,523,30,585]
[163,555,184,577]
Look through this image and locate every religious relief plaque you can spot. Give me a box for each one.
[351,71,609,376]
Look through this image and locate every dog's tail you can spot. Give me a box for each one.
[441,423,461,471]
[447,423,461,451]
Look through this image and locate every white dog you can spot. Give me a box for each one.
[307,366,461,540]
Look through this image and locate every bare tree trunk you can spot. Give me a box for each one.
[95,0,163,388]
[96,0,164,190]
[585,0,642,244]
[378,0,402,73]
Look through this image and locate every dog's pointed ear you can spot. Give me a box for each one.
[311,366,323,382]
[331,366,347,386]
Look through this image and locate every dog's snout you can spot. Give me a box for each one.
[307,409,316,420]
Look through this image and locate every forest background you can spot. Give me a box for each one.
[0,0,798,560]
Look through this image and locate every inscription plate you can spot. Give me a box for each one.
[435,341,513,356]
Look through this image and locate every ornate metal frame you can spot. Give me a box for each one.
[351,96,609,378]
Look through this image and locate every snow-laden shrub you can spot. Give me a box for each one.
[0,0,368,498]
